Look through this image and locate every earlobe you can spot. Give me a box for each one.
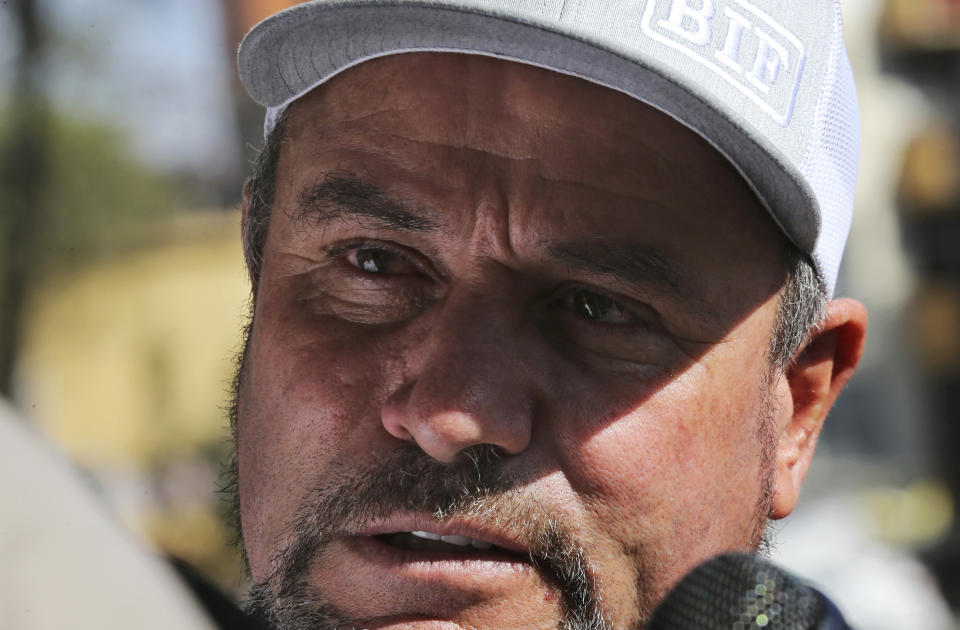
[769,298,868,519]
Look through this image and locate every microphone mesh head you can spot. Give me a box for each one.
[647,553,826,630]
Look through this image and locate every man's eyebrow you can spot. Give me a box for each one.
[291,173,441,232]
[547,239,712,314]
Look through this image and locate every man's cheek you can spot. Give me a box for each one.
[569,381,761,533]
[237,318,417,569]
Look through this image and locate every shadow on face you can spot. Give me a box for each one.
[234,53,794,630]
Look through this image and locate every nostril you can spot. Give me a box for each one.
[390,424,415,442]
[381,384,419,442]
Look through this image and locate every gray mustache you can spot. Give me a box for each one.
[258,444,610,630]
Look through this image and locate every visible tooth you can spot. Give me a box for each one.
[411,531,441,541]
[440,535,471,546]
[470,539,492,550]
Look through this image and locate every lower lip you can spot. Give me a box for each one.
[353,615,483,630]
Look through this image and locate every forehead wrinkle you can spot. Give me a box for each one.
[324,128,714,212]
[308,97,589,168]
[335,129,553,167]
[532,175,680,215]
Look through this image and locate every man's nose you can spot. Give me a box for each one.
[380,292,535,464]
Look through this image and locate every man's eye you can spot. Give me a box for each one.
[346,247,417,275]
[569,290,635,325]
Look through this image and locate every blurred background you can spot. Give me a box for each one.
[1,0,959,627]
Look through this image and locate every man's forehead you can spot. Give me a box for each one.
[280,54,755,202]
[284,53,669,140]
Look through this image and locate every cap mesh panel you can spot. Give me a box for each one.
[800,0,860,295]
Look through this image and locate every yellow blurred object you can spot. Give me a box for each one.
[19,211,249,468]
[225,0,306,51]
[861,479,955,548]
[909,282,960,375]
[898,126,960,213]
[238,0,305,30]
[881,0,960,50]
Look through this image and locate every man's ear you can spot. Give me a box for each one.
[769,298,868,519]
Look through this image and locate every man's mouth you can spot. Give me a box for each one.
[354,519,534,567]
[375,530,518,554]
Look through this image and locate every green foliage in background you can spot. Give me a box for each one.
[0,110,177,271]
[0,102,179,396]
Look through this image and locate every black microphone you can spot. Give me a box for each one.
[647,553,852,630]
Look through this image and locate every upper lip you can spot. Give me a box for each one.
[355,514,530,555]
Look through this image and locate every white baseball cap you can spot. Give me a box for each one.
[238,0,859,295]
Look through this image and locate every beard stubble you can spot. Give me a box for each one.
[226,315,777,630]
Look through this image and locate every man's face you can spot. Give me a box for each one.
[235,53,792,629]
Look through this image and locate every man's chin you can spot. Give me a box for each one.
[300,612,562,630]
[245,538,568,630]
[343,617,506,630]
[245,588,566,630]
